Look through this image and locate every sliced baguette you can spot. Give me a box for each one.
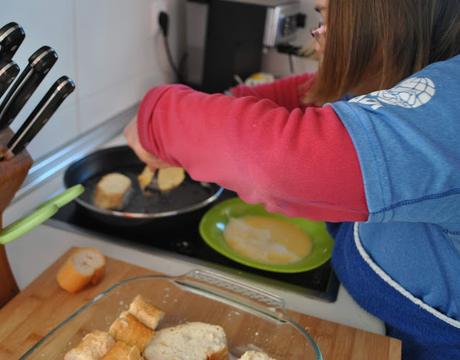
[138,166,186,192]
[64,330,114,360]
[138,166,154,191]
[94,173,132,210]
[239,351,276,360]
[143,322,228,360]
[57,248,106,293]
[109,311,154,352]
[101,341,143,360]
[128,295,164,330]
[208,347,229,360]
[157,167,185,191]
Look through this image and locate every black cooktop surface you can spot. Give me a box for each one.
[51,190,339,302]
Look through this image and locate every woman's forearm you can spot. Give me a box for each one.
[230,73,315,110]
[138,84,368,222]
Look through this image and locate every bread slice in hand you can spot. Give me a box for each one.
[138,166,154,191]
[239,351,276,360]
[57,247,106,293]
[158,167,185,191]
[94,173,132,210]
[143,322,228,360]
[109,311,154,352]
[64,330,114,360]
[138,166,186,192]
[101,341,142,360]
[128,294,165,330]
[157,167,185,191]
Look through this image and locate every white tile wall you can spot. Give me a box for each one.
[1,0,184,159]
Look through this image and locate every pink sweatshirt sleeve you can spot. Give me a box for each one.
[138,84,368,222]
[230,73,315,110]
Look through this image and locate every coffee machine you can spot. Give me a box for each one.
[185,0,305,93]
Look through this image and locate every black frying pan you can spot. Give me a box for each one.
[64,145,223,226]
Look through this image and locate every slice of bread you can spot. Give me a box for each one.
[57,248,106,293]
[143,322,228,360]
[94,173,132,210]
[138,166,186,192]
[128,295,165,330]
[157,167,185,191]
[101,341,143,360]
[138,166,154,191]
[239,351,276,360]
[64,330,114,360]
[207,347,229,360]
[109,311,154,352]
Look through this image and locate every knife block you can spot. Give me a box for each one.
[0,128,32,307]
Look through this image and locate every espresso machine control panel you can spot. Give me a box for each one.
[185,0,305,93]
[264,2,301,47]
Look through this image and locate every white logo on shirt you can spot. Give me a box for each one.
[349,77,436,110]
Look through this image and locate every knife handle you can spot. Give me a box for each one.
[0,22,25,62]
[0,60,19,100]
[0,46,58,130]
[6,76,75,157]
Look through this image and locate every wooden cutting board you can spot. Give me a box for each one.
[0,248,401,359]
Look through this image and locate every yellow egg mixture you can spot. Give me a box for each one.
[223,216,312,265]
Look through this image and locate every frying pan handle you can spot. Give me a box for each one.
[176,269,288,322]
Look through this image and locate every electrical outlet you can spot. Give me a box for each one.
[150,0,168,35]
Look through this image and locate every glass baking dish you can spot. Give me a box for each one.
[21,269,322,359]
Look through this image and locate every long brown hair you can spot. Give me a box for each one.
[303,0,460,105]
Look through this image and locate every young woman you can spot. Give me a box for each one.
[125,0,460,358]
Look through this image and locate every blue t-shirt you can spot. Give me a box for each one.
[331,55,460,322]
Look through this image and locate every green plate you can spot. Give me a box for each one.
[199,198,334,273]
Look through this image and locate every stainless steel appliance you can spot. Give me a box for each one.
[185,0,305,92]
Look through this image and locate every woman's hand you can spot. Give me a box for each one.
[123,116,172,170]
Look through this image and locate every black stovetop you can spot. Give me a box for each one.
[51,190,339,302]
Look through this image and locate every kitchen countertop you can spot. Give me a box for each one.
[0,249,400,360]
[3,129,386,337]
[5,223,384,335]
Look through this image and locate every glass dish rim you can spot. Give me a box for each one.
[20,269,323,360]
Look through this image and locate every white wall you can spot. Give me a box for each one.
[0,0,185,160]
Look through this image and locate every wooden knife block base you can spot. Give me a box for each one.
[0,128,32,307]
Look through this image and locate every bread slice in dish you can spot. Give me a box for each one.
[128,294,165,330]
[94,173,132,210]
[109,311,154,352]
[64,330,114,360]
[143,322,228,360]
[101,341,142,360]
[239,351,276,360]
